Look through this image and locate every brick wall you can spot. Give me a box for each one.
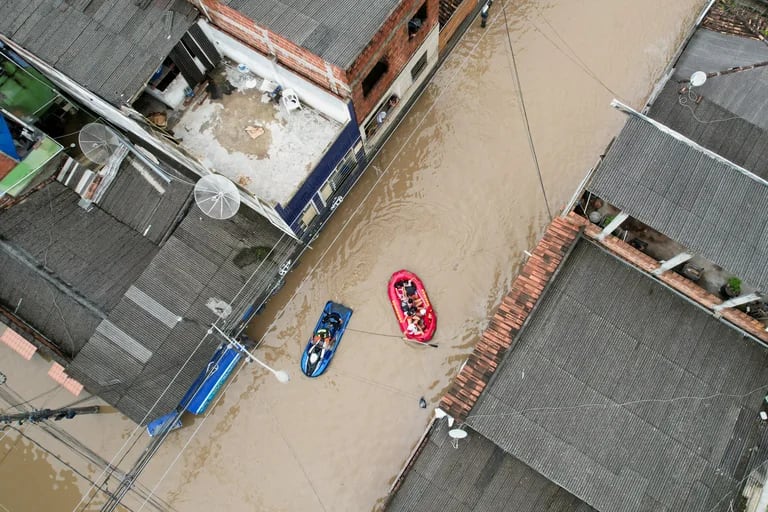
[439,0,477,53]
[198,0,439,122]
[199,0,349,96]
[347,0,440,120]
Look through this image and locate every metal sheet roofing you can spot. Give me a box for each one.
[222,0,402,69]
[388,421,597,512]
[467,240,768,512]
[0,0,198,105]
[671,28,768,132]
[587,112,768,292]
[66,203,297,424]
[648,81,768,180]
[0,182,159,355]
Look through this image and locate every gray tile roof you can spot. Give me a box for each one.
[97,157,194,244]
[468,240,768,512]
[0,182,158,354]
[0,0,198,105]
[222,0,401,69]
[388,420,597,512]
[66,203,296,424]
[587,112,768,293]
[647,81,768,180]
[671,28,768,131]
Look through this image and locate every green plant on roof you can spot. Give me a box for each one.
[601,214,615,227]
[233,246,272,268]
[727,277,742,296]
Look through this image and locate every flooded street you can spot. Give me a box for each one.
[0,1,707,511]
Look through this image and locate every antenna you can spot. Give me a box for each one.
[689,71,707,88]
[194,174,241,220]
[78,122,121,164]
[448,428,468,449]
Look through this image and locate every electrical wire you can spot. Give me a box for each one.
[0,385,59,413]
[133,8,515,510]
[499,0,553,221]
[74,235,288,512]
[460,381,768,512]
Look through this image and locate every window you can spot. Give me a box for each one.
[299,203,318,230]
[411,52,428,81]
[362,58,388,97]
[408,3,427,37]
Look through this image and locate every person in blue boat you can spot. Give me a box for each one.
[313,328,333,349]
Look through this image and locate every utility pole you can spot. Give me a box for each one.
[0,405,100,425]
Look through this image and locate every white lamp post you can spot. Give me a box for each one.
[208,325,289,383]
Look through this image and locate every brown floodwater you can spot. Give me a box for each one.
[0,1,707,511]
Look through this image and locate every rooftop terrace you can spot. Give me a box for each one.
[169,62,343,206]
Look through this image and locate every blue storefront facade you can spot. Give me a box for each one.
[275,101,368,242]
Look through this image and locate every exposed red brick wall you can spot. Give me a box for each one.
[200,0,348,96]
[439,0,476,53]
[199,0,439,122]
[347,0,440,120]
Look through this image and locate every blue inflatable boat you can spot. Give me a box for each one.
[300,301,353,377]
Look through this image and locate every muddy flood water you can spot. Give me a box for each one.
[0,1,707,511]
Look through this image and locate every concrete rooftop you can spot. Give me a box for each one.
[172,62,342,206]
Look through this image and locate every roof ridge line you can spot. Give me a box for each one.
[611,98,768,189]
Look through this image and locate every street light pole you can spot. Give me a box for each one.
[208,325,290,383]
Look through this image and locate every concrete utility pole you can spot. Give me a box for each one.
[0,406,100,425]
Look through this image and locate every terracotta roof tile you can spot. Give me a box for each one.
[439,216,582,420]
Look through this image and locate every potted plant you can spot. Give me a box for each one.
[721,277,742,299]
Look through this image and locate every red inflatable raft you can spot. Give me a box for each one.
[387,270,437,343]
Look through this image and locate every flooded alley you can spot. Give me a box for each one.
[0,0,707,511]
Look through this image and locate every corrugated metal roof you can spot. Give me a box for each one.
[671,28,768,132]
[467,240,768,512]
[0,0,198,105]
[0,182,159,357]
[66,203,297,424]
[587,113,768,292]
[388,421,598,512]
[222,0,402,69]
[648,81,768,180]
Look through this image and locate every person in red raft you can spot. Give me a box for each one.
[396,279,427,334]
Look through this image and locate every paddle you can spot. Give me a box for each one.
[402,336,438,349]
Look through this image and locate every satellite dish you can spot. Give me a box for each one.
[194,175,240,220]
[690,71,707,88]
[79,123,121,164]
[448,428,468,440]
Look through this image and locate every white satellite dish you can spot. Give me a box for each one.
[690,71,707,88]
[194,175,241,220]
[78,123,121,164]
[448,428,468,440]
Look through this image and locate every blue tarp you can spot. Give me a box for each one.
[0,115,19,161]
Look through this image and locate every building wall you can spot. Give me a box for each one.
[197,0,350,97]
[346,0,440,121]
[198,21,351,124]
[195,0,439,122]
[439,0,479,53]
[276,101,363,231]
[360,25,439,144]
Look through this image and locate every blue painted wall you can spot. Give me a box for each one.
[275,101,362,228]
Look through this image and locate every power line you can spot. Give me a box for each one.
[133,9,514,510]
[0,383,173,511]
[0,385,59,412]
[499,0,553,221]
[74,236,290,512]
